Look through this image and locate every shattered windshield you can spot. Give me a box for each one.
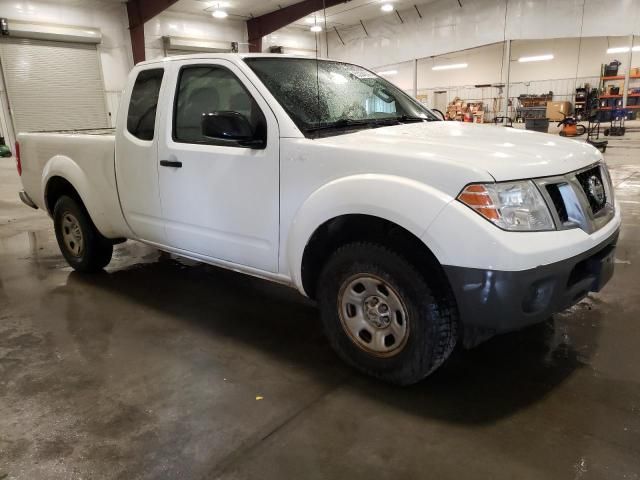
[244,57,438,137]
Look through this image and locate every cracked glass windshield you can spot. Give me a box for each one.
[244,57,438,137]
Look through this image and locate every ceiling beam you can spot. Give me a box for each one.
[126,0,180,64]
[247,0,349,52]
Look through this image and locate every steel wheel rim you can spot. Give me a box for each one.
[61,212,84,258]
[337,274,409,357]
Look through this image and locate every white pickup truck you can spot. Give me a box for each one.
[17,54,620,384]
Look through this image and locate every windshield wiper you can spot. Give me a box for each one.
[304,118,378,133]
[389,115,427,123]
[304,115,427,134]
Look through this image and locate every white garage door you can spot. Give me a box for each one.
[0,38,108,133]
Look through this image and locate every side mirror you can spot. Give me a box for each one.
[201,111,264,148]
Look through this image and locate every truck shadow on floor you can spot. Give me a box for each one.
[58,251,599,427]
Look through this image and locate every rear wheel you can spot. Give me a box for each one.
[317,242,458,385]
[53,195,112,272]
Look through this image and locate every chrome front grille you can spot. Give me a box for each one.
[535,163,615,234]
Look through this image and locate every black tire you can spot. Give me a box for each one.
[317,242,458,385]
[53,195,113,272]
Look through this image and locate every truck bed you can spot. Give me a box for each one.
[18,130,130,239]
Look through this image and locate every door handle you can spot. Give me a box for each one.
[160,160,182,168]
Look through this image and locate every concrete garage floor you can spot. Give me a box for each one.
[1,125,640,480]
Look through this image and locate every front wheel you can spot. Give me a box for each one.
[53,195,113,272]
[317,243,458,385]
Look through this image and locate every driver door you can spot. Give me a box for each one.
[157,59,280,273]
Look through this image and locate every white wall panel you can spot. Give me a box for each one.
[263,26,317,55]
[327,0,640,69]
[417,42,506,89]
[372,60,415,91]
[105,91,122,128]
[144,12,247,61]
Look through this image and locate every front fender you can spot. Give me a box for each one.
[285,174,452,294]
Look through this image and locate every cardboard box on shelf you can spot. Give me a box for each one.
[546,101,572,121]
[631,67,640,76]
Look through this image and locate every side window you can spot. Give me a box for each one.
[127,68,164,141]
[174,66,266,145]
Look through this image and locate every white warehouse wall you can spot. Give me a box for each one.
[373,34,638,114]
[326,0,640,68]
[144,11,248,60]
[416,42,506,89]
[263,26,318,56]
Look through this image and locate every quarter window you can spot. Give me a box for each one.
[174,66,266,145]
[127,68,164,141]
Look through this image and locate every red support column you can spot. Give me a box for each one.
[126,0,180,64]
[249,37,262,53]
[247,0,348,54]
[129,24,145,64]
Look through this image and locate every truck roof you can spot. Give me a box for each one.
[136,53,329,67]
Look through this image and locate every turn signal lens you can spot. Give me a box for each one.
[457,185,500,220]
[457,180,555,231]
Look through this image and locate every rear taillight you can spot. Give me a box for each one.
[15,141,21,176]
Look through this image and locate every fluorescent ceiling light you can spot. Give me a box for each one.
[432,63,468,71]
[305,17,316,23]
[212,9,228,18]
[518,54,554,63]
[381,3,394,12]
[607,46,640,54]
[310,25,322,32]
[378,69,398,76]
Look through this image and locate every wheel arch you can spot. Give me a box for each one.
[42,156,94,215]
[41,155,131,239]
[44,175,84,215]
[300,213,449,301]
[285,174,452,297]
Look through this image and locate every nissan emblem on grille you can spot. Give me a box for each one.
[587,175,606,206]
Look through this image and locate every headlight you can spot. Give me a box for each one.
[457,180,555,231]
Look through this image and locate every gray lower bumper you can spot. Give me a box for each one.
[19,191,38,209]
[444,229,619,347]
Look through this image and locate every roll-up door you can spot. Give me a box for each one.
[0,38,108,132]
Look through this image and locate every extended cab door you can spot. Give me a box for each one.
[156,59,280,272]
[115,67,167,243]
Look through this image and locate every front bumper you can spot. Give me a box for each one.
[444,228,619,348]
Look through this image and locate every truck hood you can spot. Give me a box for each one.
[318,121,602,181]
